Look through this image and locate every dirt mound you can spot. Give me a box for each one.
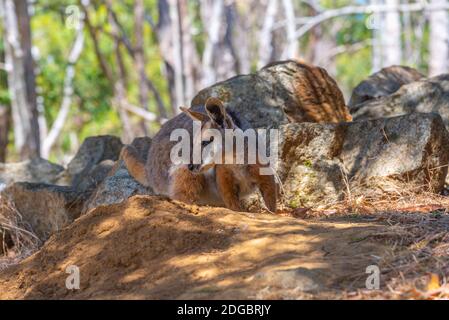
[0,195,448,299]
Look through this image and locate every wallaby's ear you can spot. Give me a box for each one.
[204,97,233,128]
[180,106,208,122]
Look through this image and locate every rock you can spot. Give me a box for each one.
[277,123,346,207]
[57,135,123,186]
[349,65,425,108]
[277,113,449,207]
[191,60,351,129]
[1,183,83,241]
[351,74,449,129]
[129,136,153,156]
[0,158,64,186]
[74,160,115,193]
[82,137,153,213]
[253,267,322,293]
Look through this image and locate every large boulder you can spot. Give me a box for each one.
[351,74,449,128]
[82,137,153,213]
[0,183,83,241]
[277,113,449,208]
[0,136,124,245]
[73,160,116,194]
[191,60,351,129]
[348,65,425,108]
[56,135,123,186]
[0,158,64,187]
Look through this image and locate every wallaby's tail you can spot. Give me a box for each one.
[120,145,150,187]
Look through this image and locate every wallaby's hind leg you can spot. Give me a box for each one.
[169,166,206,204]
[249,166,277,213]
[120,145,149,187]
[215,166,242,212]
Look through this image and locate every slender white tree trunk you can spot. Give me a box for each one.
[369,0,383,71]
[134,0,149,132]
[0,0,40,159]
[381,0,402,66]
[201,0,224,86]
[169,0,185,113]
[258,0,278,68]
[429,0,449,76]
[41,18,84,158]
[178,0,201,104]
[281,0,298,59]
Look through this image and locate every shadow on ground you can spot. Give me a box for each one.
[0,195,430,299]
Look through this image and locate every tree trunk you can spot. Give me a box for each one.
[156,0,187,114]
[201,0,224,86]
[0,104,9,162]
[182,0,203,104]
[169,0,186,113]
[41,17,85,158]
[429,0,449,76]
[134,0,149,134]
[108,8,135,142]
[200,0,237,86]
[381,0,402,66]
[258,0,278,68]
[224,1,250,74]
[1,0,40,159]
[281,0,298,59]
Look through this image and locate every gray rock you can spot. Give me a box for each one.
[0,158,64,186]
[349,65,424,108]
[57,135,123,186]
[74,160,115,193]
[351,74,449,128]
[82,137,153,213]
[277,113,449,208]
[254,267,323,292]
[1,182,83,241]
[191,60,350,129]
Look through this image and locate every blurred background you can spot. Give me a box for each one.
[0,0,448,163]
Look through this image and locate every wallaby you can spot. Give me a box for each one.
[120,98,277,212]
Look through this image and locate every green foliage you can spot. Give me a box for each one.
[28,0,172,157]
[0,0,437,162]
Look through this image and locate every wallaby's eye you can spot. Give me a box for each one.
[201,137,214,147]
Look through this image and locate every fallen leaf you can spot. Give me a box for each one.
[426,273,440,291]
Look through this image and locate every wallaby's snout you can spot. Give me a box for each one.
[187,163,200,172]
[188,163,215,173]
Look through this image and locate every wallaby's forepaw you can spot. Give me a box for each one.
[169,166,206,204]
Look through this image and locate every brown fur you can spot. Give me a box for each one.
[214,164,276,212]
[122,62,350,212]
[120,145,148,187]
[121,102,278,212]
[169,166,207,204]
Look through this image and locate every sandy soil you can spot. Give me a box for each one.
[0,195,447,299]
